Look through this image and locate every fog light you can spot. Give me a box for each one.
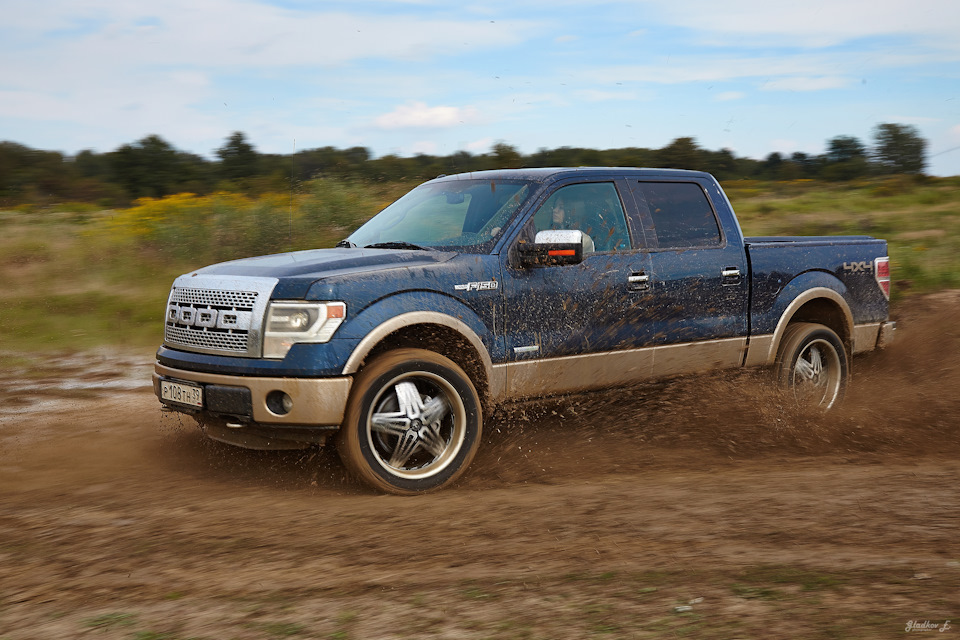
[266,391,293,416]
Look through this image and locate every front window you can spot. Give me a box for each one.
[347,179,534,253]
[529,182,632,253]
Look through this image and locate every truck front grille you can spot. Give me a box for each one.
[164,324,250,353]
[171,288,259,310]
[163,276,277,358]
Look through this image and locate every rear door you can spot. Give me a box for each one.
[624,179,749,375]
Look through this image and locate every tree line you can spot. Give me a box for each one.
[0,123,928,208]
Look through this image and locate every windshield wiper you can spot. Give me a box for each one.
[363,241,432,251]
[335,239,357,248]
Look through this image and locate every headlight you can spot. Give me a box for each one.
[263,301,346,359]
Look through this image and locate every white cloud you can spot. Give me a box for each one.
[555,35,578,43]
[585,55,835,85]
[713,91,744,102]
[575,89,638,102]
[761,76,851,92]
[633,0,960,48]
[0,2,531,153]
[374,102,480,129]
[466,137,494,153]
[4,1,538,70]
[770,139,799,154]
[410,140,439,155]
[882,115,942,125]
[580,50,932,90]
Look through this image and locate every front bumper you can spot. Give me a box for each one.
[153,362,352,427]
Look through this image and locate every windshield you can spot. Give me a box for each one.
[347,179,534,253]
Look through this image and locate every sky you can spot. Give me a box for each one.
[3,0,960,176]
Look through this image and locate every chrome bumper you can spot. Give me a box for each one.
[153,363,352,427]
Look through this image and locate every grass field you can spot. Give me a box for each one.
[1,176,958,353]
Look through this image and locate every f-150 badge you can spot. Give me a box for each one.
[455,281,499,292]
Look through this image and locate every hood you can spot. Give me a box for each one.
[193,248,456,299]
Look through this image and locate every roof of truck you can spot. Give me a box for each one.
[430,167,714,183]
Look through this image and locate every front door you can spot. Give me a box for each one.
[499,180,655,397]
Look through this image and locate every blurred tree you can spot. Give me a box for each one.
[442,151,480,175]
[762,152,784,179]
[492,142,522,168]
[823,135,869,180]
[825,136,867,163]
[216,131,260,182]
[873,123,927,175]
[365,154,406,181]
[74,149,111,179]
[606,147,658,168]
[111,135,184,199]
[789,152,820,178]
[702,148,739,180]
[657,137,702,169]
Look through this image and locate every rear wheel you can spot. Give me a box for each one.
[775,322,848,410]
[337,349,482,494]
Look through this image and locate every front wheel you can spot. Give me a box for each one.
[775,322,848,410]
[337,349,482,494]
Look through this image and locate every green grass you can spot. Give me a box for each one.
[82,612,138,630]
[1,176,958,352]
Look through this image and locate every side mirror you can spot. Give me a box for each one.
[517,230,590,267]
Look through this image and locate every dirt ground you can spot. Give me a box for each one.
[1,296,959,639]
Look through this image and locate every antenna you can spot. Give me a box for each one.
[290,138,296,249]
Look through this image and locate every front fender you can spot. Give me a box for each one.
[337,291,496,381]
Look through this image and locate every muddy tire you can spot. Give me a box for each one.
[775,322,848,410]
[336,349,482,495]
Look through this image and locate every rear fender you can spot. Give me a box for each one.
[748,272,854,366]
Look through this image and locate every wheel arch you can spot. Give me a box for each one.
[342,311,497,408]
[760,287,855,366]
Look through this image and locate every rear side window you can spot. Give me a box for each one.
[637,182,721,248]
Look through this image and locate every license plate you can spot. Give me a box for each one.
[161,379,203,408]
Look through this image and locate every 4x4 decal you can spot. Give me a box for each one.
[843,261,874,274]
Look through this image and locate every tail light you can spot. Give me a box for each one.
[875,257,890,299]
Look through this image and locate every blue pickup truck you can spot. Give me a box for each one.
[154,168,894,493]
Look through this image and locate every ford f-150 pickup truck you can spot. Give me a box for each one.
[154,168,895,494]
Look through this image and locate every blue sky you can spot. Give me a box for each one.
[3,0,960,175]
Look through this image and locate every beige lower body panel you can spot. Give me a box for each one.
[852,323,882,354]
[495,337,746,401]
[743,335,775,368]
[154,363,352,426]
[744,322,893,367]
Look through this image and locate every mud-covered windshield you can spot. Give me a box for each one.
[347,179,534,253]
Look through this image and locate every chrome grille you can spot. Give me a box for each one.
[170,288,258,309]
[164,324,249,353]
[163,275,277,358]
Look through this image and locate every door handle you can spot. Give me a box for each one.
[721,266,742,285]
[628,272,650,291]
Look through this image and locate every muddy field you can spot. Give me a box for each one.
[1,295,959,639]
